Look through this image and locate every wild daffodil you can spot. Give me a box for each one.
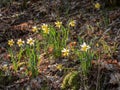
[80,42,90,52]
[61,48,69,57]
[55,21,62,28]
[41,24,49,34]
[2,64,8,70]
[69,20,76,27]
[95,3,101,9]
[8,39,14,47]
[17,39,25,47]
[27,38,35,46]
[32,26,38,32]
[56,64,63,71]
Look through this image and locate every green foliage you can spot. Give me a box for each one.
[99,38,118,58]
[26,44,38,78]
[61,71,80,90]
[102,11,110,28]
[77,50,94,75]
[8,48,18,72]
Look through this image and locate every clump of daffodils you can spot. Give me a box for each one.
[41,24,49,34]
[55,21,62,28]
[27,38,35,46]
[32,26,39,32]
[17,39,25,47]
[8,39,14,47]
[80,42,90,52]
[69,20,76,27]
[95,3,101,9]
[61,48,69,57]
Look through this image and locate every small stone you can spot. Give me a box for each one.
[0,14,2,17]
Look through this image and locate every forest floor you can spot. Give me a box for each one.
[0,0,120,90]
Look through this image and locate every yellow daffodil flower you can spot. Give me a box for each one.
[96,43,99,47]
[17,39,25,47]
[43,28,49,34]
[27,38,35,46]
[61,48,69,57]
[32,26,38,32]
[2,64,8,70]
[56,64,63,71]
[8,39,14,47]
[55,21,62,28]
[41,24,49,34]
[69,20,76,27]
[95,3,101,9]
[80,42,90,52]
